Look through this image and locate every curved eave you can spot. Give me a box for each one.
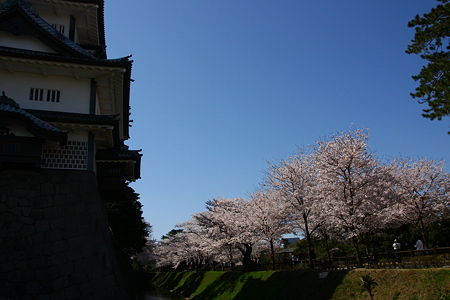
[96,156,141,181]
[50,122,116,148]
[0,109,67,145]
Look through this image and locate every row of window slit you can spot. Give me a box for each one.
[29,88,60,103]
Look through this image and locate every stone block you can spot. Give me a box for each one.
[19,197,29,207]
[48,252,67,266]
[52,240,68,253]
[11,206,23,217]
[57,204,74,217]
[15,260,28,271]
[58,262,74,276]
[39,281,53,294]
[1,261,15,272]
[22,244,40,260]
[7,249,23,261]
[1,240,15,253]
[50,217,64,230]
[1,212,14,222]
[62,227,79,239]
[40,182,55,196]
[38,242,53,257]
[28,257,47,270]
[36,220,50,232]
[53,276,70,290]
[26,281,41,295]
[12,282,27,297]
[26,188,39,199]
[53,194,66,205]
[8,221,23,232]
[0,226,8,239]
[43,207,59,219]
[14,238,29,251]
[6,195,18,206]
[32,196,48,209]
[0,186,12,196]
[21,206,32,216]
[65,193,80,205]
[18,215,34,225]
[0,201,8,212]
[63,286,81,299]
[30,209,44,220]
[12,187,28,198]
[0,283,13,297]
[27,232,45,246]
[46,266,60,281]
[19,224,36,238]
[7,270,22,283]
[21,270,35,282]
[60,182,78,195]
[70,272,88,285]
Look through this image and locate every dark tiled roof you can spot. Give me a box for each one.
[25,109,120,125]
[0,45,132,68]
[97,146,142,160]
[0,92,67,144]
[0,94,64,133]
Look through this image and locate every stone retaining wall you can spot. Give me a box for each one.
[0,169,129,299]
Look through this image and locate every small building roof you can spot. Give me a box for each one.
[0,92,67,145]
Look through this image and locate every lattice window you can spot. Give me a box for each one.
[42,141,88,170]
[52,24,65,34]
[29,88,60,102]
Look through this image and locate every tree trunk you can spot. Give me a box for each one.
[419,217,428,248]
[239,243,253,271]
[352,236,363,268]
[324,233,332,264]
[269,238,276,270]
[303,214,314,269]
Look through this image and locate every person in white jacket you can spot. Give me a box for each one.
[415,239,424,250]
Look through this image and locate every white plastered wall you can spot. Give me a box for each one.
[38,12,71,39]
[0,31,57,53]
[0,70,91,114]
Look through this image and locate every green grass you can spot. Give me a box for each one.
[148,268,450,300]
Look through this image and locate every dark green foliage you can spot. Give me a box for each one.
[406,0,450,132]
[106,182,150,256]
[360,274,377,300]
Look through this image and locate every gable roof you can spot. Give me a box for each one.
[0,0,98,60]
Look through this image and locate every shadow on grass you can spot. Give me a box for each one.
[236,270,349,300]
[193,270,349,300]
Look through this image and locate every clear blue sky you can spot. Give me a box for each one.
[104,0,450,240]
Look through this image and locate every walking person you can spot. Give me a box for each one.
[414,239,424,256]
[392,239,402,263]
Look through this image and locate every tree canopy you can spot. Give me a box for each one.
[148,127,450,271]
[406,0,450,133]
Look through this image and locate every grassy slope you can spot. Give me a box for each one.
[150,269,450,300]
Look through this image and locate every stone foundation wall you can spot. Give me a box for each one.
[0,169,129,299]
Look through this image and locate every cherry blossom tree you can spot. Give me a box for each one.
[248,189,292,268]
[313,128,391,267]
[194,197,261,270]
[390,157,450,247]
[265,151,324,268]
[153,218,222,270]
